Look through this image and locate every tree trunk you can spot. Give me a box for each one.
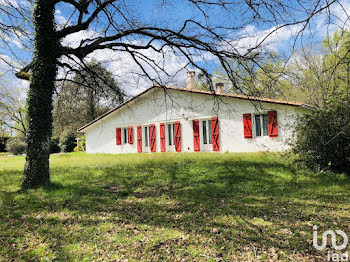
[22,0,58,189]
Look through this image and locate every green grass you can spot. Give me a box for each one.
[1,152,350,261]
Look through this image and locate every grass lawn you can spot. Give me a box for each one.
[0,152,350,261]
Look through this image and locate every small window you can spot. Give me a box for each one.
[167,123,175,146]
[255,115,261,136]
[208,120,212,144]
[202,120,212,144]
[262,114,268,136]
[123,128,128,144]
[202,120,207,144]
[144,126,149,147]
[255,114,268,137]
[168,124,172,145]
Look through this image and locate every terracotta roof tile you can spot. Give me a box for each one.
[78,85,312,132]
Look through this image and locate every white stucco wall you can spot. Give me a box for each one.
[83,88,308,153]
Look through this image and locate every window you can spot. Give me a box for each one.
[255,114,268,137]
[203,120,207,144]
[123,128,128,144]
[208,119,212,144]
[202,120,212,144]
[144,126,149,147]
[167,123,175,146]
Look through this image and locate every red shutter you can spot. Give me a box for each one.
[150,124,156,152]
[137,125,142,153]
[268,111,278,137]
[174,121,181,152]
[243,114,252,138]
[116,128,121,145]
[128,126,133,144]
[193,119,200,152]
[211,117,219,151]
[160,123,166,152]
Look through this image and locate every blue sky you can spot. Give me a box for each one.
[1,0,350,96]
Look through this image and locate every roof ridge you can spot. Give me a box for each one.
[158,85,309,107]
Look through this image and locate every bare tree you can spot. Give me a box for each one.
[0,84,27,137]
[0,0,343,188]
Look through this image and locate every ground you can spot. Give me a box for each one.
[0,152,349,261]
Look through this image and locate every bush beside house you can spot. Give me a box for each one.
[294,99,350,174]
[5,137,26,155]
[0,137,9,152]
[59,132,76,153]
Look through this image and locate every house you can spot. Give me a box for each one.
[78,72,312,153]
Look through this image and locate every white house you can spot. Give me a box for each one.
[78,73,312,154]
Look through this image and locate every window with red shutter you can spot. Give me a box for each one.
[116,128,121,145]
[174,121,181,152]
[128,126,133,144]
[193,119,200,151]
[160,123,166,152]
[137,125,142,152]
[150,124,156,152]
[211,117,219,151]
[243,114,253,138]
[268,111,278,137]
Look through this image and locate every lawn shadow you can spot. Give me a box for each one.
[1,154,350,260]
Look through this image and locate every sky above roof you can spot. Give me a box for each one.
[1,0,350,97]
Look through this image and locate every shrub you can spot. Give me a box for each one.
[59,132,76,153]
[50,137,60,154]
[5,137,26,155]
[293,99,350,174]
[0,137,9,152]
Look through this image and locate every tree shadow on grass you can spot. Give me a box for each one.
[1,155,350,260]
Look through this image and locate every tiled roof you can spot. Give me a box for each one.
[162,85,310,107]
[78,85,312,132]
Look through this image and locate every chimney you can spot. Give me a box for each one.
[186,71,196,90]
[215,83,224,93]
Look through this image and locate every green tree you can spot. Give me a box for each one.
[292,31,350,172]
[53,62,124,136]
[288,31,350,107]
[214,53,293,99]
[294,99,350,173]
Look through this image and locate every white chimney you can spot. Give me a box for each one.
[186,71,196,89]
[216,83,224,93]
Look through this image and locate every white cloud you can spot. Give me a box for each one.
[311,0,350,39]
[88,45,189,96]
[62,30,100,49]
[55,9,69,26]
[61,31,190,96]
[0,55,28,99]
[226,24,304,54]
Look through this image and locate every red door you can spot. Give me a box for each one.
[174,121,181,152]
[193,119,200,151]
[211,117,219,151]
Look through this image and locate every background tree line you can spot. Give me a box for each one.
[1,61,124,154]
